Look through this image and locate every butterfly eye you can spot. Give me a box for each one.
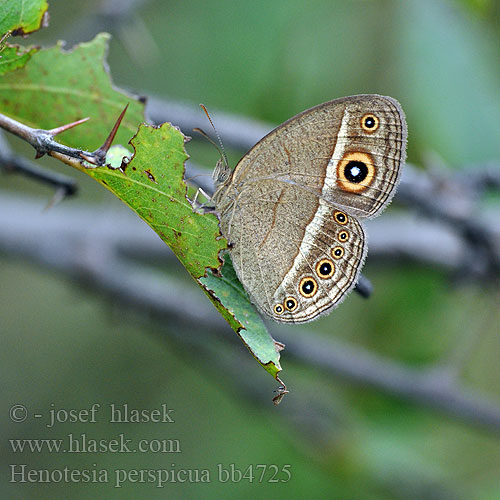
[285,297,298,311]
[338,230,349,242]
[344,161,368,184]
[336,151,375,194]
[361,113,380,132]
[331,246,344,259]
[316,259,335,279]
[273,304,284,315]
[299,277,318,298]
[334,211,348,225]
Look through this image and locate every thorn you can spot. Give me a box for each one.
[79,152,98,164]
[43,187,66,211]
[48,117,90,137]
[92,104,129,165]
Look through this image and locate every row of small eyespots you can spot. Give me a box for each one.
[334,211,349,244]
[273,230,350,315]
[274,297,298,315]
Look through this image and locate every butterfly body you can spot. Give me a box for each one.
[213,95,407,323]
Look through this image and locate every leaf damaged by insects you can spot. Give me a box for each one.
[200,256,284,381]
[83,123,284,395]
[0,0,49,38]
[1,30,286,400]
[84,122,226,280]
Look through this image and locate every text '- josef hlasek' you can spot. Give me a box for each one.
[37,403,174,428]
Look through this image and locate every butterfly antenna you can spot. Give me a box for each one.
[197,104,229,168]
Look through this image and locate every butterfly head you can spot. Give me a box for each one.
[213,157,232,186]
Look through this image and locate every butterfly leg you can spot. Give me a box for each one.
[190,187,216,213]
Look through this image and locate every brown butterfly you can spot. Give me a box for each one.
[212,95,407,323]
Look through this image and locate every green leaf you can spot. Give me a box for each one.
[0,0,49,37]
[1,32,284,392]
[88,123,225,279]
[0,44,37,76]
[200,257,283,378]
[0,33,144,151]
[87,124,283,383]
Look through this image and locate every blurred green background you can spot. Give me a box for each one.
[2,0,500,498]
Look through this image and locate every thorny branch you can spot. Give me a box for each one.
[0,105,128,167]
[0,105,128,204]
[0,112,94,161]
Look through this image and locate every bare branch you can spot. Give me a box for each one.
[0,132,78,197]
[1,192,500,431]
[282,332,500,430]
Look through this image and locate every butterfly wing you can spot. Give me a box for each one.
[222,94,407,219]
[214,95,406,323]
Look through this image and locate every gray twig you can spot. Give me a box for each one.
[1,192,500,431]
[0,132,78,197]
[0,112,96,162]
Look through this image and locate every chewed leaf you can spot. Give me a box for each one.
[82,123,284,391]
[0,33,144,150]
[0,45,38,76]
[84,123,225,277]
[200,256,283,379]
[0,0,48,37]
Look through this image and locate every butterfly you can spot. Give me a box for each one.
[211,95,407,323]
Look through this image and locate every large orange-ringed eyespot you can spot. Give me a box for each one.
[299,277,318,298]
[331,246,344,259]
[285,297,298,311]
[338,230,349,243]
[273,304,284,315]
[334,211,348,225]
[316,259,335,279]
[336,151,375,194]
[360,113,380,133]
